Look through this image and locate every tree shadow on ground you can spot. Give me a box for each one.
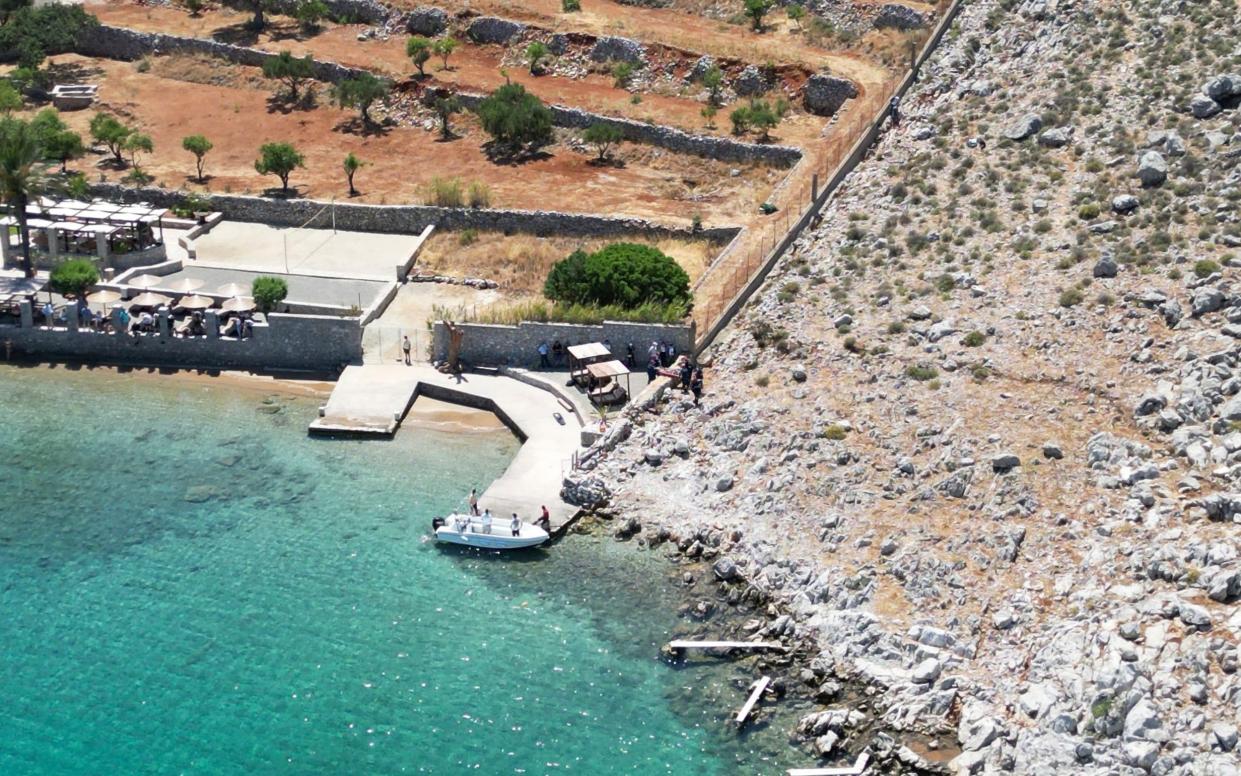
[259,186,302,199]
[45,60,105,84]
[332,116,393,137]
[183,174,215,186]
[211,22,260,47]
[482,141,552,166]
[586,156,626,169]
[265,90,318,115]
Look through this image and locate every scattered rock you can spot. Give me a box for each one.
[590,36,647,65]
[1136,151,1167,188]
[467,16,525,44]
[405,6,447,36]
[803,73,858,116]
[992,453,1021,473]
[1003,113,1042,141]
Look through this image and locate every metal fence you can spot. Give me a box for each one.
[362,325,432,365]
[690,0,962,350]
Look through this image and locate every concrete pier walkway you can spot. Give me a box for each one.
[310,365,584,531]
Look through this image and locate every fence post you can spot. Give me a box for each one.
[812,173,818,203]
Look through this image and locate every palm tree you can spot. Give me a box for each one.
[0,116,44,278]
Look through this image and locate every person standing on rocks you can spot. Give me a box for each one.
[679,359,694,393]
[889,95,901,127]
[691,367,704,406]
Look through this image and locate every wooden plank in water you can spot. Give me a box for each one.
[668,640,786,651]
[787,752,871,776]
[735,676,771,725]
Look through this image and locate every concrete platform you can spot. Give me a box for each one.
[310,365,585,530]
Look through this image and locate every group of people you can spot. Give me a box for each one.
[37,299,253,339]
[536,339,572,368]
[466,488,552,534]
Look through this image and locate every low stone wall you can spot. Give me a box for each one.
[73,24,369,83]
[2,311,361,372]
[431,320,695,367]
[452,93,801,167]
[269,0,391,24]
[72,25,799,168]
[88,183,741,241]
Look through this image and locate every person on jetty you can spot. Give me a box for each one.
[468,489,479,516]
[481,509,493,534]
[536,506,551,533]
[510,513,521,537]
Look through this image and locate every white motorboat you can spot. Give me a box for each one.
[431,514,549,550]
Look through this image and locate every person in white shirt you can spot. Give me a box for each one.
[510,513,521,537]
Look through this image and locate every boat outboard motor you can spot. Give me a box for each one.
[431,516,446,531]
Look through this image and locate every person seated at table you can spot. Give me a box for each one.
[137,311,155,333]
[221,316,240,338]
[240,317,254,339]
[189,311,205,336]
[78,304,91,326]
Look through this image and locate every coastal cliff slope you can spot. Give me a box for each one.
[589,0,1241,772]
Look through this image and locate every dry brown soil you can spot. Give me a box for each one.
[30,54,778,225]
[415,230,720,295]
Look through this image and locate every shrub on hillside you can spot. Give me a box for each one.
[543,243,690,309]
[477,83,553,155]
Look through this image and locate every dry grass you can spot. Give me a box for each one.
[416,231,722,295]
[148,53,268,90]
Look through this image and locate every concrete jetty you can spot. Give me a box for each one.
[310,365,584,531]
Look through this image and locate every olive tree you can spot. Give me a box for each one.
[254,141,304,192]
[330,73,390,125]
[406,36,432,78]
[583,122,622,162]
[262,51,315,101]
[181,134,213,181]
[476,83,553,155]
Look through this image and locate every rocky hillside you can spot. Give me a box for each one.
[585,0,1241,773]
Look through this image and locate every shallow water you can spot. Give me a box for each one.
[0,365,805,775]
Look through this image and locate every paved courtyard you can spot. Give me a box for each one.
[187,222,426,280]
[153,266,390,310]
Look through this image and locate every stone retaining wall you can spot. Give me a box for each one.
[72,25,799,167]
[73,24,370,83]
[2,311,361,372]
[452,93,801,167]
[269,0,391,24]
[89,183,740,241]
[431,320,695,367]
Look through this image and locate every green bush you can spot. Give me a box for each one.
[254,142,304,192]
[252,276,288,313]
[544,243,690,309]
[906,364,938,381]
[1058,287,1084,307]
[48,259,98,299]
[436,299,687,325]
[1077,202,1101,220]
[962,330,986,347]
[477,83,553,153]
[1193,259,1220,278]
[612,61,635,88]
[562,0,581,10]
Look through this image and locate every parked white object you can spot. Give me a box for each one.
[432,514,549,550]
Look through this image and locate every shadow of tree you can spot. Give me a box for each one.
[211,22,259,47]
[264,89,318,115]
[586,156,627,169]
[482,141,552,166]
[45,60,105,84]
[332,116,393,137]
[259,186,302,199]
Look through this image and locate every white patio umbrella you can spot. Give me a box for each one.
[129,292,172,308]
[176,294,214,310]
[163,277,204,294]
[86,289,122,306]
[126,274,163,289]
[221,296,255,313]
[215,282,250,297]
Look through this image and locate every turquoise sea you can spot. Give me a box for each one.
[0,364,801,775]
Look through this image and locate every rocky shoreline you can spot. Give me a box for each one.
[564,0,1241,774]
